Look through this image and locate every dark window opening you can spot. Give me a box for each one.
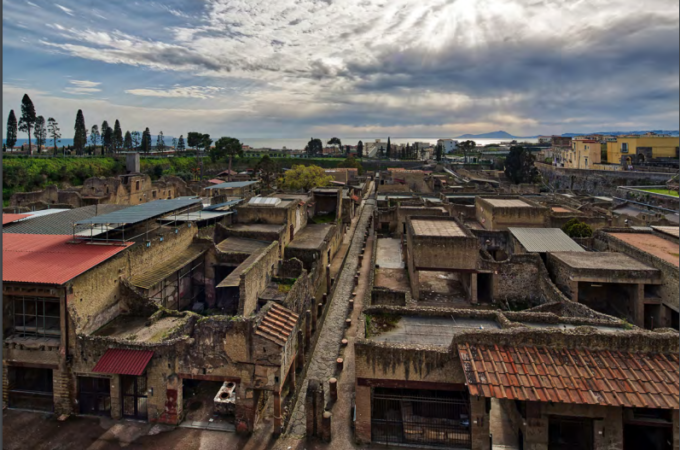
[121,375,148,420]
[548,416,593,450]
[135,180,140,191]
[78,376,111,416]
[12,296,61,338]
[7,367,54,412]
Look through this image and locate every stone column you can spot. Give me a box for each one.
[110,375,122,419]
[273,391,282,436]
[306,380,319,437]
[470,396,491,450]
[322,411,332,442]
[470,272,478,304]
[354,385,372,444]
[570,280,579,302]
[634,283,645,328]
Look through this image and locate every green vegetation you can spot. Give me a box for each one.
[561,218,593,238]
[504,146,539,184]
[638,188,679,197]
[278,164,332,191]
[365,313,401,338]
[310,212,336,224]
[337,156,364,175]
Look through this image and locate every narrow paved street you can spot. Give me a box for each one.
[276,193,376,448]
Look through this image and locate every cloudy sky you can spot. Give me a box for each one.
[3,0,678,139]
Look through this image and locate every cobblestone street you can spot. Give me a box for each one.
[278,194,376,444]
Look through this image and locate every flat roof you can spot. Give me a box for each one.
[75,197,202,225]
[287,224,335,250]
[4,205,128,235]
[226,223,285,234]
[509,228,584,253]
[551,206,572,213]
[652,226,680,238]
[483,198,532,208]
[550,251,658,272]
[158,210,233,222]
[608,233,679,267]
[205,181,258,190]
[376,238,404,269]
[3,234,132,285]
[369,316,500,347]
[411,219,465,237]
[217,237,271,254]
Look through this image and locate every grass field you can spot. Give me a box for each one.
[638,188,679,197]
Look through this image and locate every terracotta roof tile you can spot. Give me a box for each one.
[458,343,679,409]
[254,303,299,347]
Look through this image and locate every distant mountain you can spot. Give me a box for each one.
[456,130,518,139]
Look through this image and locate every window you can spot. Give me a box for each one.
[12,296,61,337]
[152,190,157,198]
[135,180,140,191]
[621,143,629,153]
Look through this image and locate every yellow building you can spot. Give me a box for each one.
[607,135,679,165]
[564,139,601,169]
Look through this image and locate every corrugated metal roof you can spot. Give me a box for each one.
[4,205,128,235]
[3,234,132,285]
[92,349,154,376]
[158,211,233,222]
[509,227,585,253]
[3,214,31,225]
[255,303,299,346]
[130,246,205,290]
[204,199,243,211]
[75,197,201,225]
[458,343,679,409]
[217,237,271,254]
[248,197,281,207]
[205,181,258,190]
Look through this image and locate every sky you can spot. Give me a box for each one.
[2,0,679,139]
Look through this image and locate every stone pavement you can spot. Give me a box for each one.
[280,196,376,440]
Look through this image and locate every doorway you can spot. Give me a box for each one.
[7,366,54,412]
[121,375,148,420]
[548,416,593,450]
[477,273,493,303]
[78,376,111,416]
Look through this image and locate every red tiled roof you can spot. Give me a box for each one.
[208,178,224,184]
[255,303,299,346]
[92,349,154,376]
[3,214,31,225]
[3,234,132,285]
[458,343,679,409]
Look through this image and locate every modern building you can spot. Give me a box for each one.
[437,139,459,153]
[607,135,680,166]
[564,138,602,169]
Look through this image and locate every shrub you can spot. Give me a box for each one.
[561,218,593,238]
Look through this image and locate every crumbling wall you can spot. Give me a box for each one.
[479,253,542,305]
[371,287,407,306]
[236,205,289,225]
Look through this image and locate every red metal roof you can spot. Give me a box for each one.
[92,349,154,376]
[3,234,132,285]
[3,214,31,225]
[458,343,679,409]
[255,303,299,346]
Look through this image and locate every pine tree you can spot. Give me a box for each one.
[18,94,37,154]
[357,140,363,159]
[73,109,87,154]
[33,116,46,152]
[6,110,17,150]
[124,131,132,150]
[141,127,152,153]
[90,124,100,151]
[386,137,391,159]
[101,120,110,153]
[113,119,123,152]
[177,135,185,151]
[47,117,61,152]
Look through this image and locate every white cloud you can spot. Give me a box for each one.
[125,86,222,99]
[69,79,101,88]
[55,4,74,16]
[62,79,102,95]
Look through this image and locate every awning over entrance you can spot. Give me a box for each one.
[458,343,679,409]
[92,349,154,376]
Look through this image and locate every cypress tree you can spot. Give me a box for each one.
[357,140,363,159]
[73,109,87,153]
[18,94,37,153]
[113,119,123,152]
[124,131,132,150]
[386,137,391,159]
[6,110,17,149]
[101,120,110,152]
[141,127,152,153]
[177,135,185,151]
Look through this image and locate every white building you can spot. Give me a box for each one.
[437,139,458,153]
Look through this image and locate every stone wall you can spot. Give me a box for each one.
[476,197,549,231]
[536,163,672,196]
[407,216,479,270]
[238,242,279,317]
[370,287,407,306]
[478,253,542,305]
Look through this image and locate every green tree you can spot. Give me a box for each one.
[34,116,46,152]
[435,143,443,162]
[504,146,539,184]
[171,137,178,149]
[212,136,243,181]
[101,120,111,153]
[357,140,364,158]
[47,117,61,153]
[6,110,18,149]
[187,132,203,152]
[561,218,593,238]
[201,134,212,153]
[156,131,166,152]
[124,131,132,150]
[131,131,141,149]
[90,124,100,151]
[18,94,37,153]
[338,156,364,175]
[328,137,342,154]
[73,109,87,154]
[386,137,391,159]
[305,137,323,157]
[141,127,152,153]
[279,164,332,191]
[177,135,185,151]
[113,119,123,152]
[458,140,476,162]
[255,155,280,189]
